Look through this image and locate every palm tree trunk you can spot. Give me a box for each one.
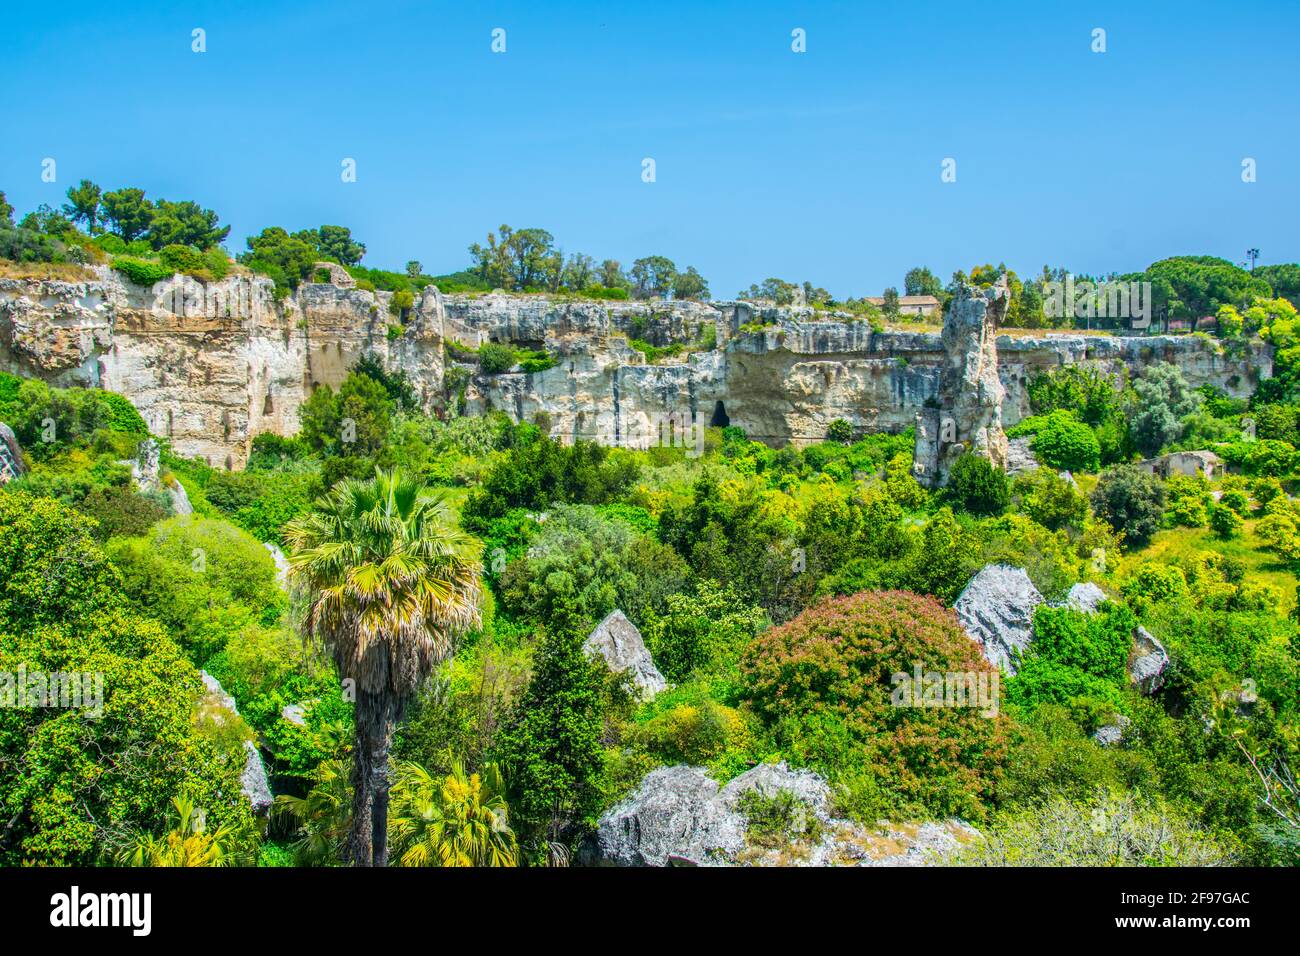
[348,731,374,866]
[350,689,397,866]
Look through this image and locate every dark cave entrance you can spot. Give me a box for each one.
[710,400,730,428]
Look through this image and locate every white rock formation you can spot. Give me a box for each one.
[1129,626,1170,694]
[953,564,1044,675]
[199,670,273,815]
[583,610,666,700]
[1065,582,1108,614]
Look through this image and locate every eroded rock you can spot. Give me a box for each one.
[1065,581,1108,614]
[1129,626,1170,694]
[953,564,1044,674]
[583,610,666,700]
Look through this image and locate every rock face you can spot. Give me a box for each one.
[953,564,1044,674]
[198,670,274,815]
[585,762,976,867]
[583,610,666,700]
[1129,626,1170,694]
[1065,581,1108,614]
[937,280,1010,482]
[0,269,1269,468]
[0,422,25,483]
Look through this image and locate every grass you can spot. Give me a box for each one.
[0,260,95,281]
[1119,519,1296,614]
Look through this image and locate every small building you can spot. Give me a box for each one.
[864,294,941,317]
[1135,450,1223,481]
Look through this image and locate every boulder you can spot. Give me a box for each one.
[1004,436,1038,476]
[130,437,161,492]
[167,477,194,515]
[199,671,273,815]
[1091,714,1131,747]
[1129,626,1169,694]
[586,765,745,866]
[585,761,976,868]
[583,610,666,700]
[953,564,1044,675]
[263,542,291,591]
[1065,582,1108,614]
[0,422,26,483]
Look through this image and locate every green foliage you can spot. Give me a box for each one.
[742,590,1008,819]
[1129,362,1203,457]
[642,581,767,681]
[493,612,607,854]
[1027,410,1101,472]
[1165,474,1212,528]
[0,490,252,865]
[826,418,853,444]
[1006,605,1134,718]
[1011,468,1088,532]
[1090,464,1167,546]
[946,453,1009,516]
[1028,365,1123,427]
[111,255,174,286]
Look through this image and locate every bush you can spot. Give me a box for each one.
[1209,503,1243,539]
[1090,464,1166,546]
[826,419,853,444]
[1029,410,1101,472]
[477,342,516,374]
[742,590,1008,819]
[1165,474,1211,528]
[1012,468,1088,532]
[947,453,1009,516]
[111,256,175,286]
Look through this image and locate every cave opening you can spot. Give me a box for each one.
[710,400,730,428]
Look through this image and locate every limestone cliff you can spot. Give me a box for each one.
[0,267,1271,470]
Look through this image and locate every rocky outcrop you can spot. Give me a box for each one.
[0,422,25,483]
[198,671,273,815]
[1092,714,1131,746]
[1065,581,1108,614]
[953,564,1044,674]
[585,762,976,867]
[0,270,1269,468]
[1129,626,1170,694]
[583,610,666,700]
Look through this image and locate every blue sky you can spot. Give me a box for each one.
[3,0,1296,298]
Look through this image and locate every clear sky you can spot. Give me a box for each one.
[3,0,1296,298]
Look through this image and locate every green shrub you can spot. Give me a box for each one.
[1029,410,1101,472]
[1090,464,1166,546]
[477,342,516,374]
[947,453,1009,516]
[111,256,174,286]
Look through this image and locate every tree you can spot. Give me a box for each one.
[827,418,854,444]
[63,179,102,234]
[1129,362,1203,456]
[946,453,1009,516]
[882,287,901,316]
[493,609,605,857]
[0,191,13,224]
[904,266,943,297]
[309,225,366,266]
[101,188,154,242]
[672,265,710,301]
[1029,410,1102,472]
[388,757,517,866]
[1090,464,1166,546]
[284,469,483,866]
[148,198,229,250]
[599,259,629,291]
[405,260,423,279]
[117,796,246,867]
[241,226,318,292]
[630,255,678,300]
[561,253,595,291]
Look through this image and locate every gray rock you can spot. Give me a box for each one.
[860,821,982,867]
[0,422,26,483]
[1065,582,1108,614]
[587,765,745,866]
[583,610,666,700]
[1091,714,1131,746]
[263,542,291,591]
[281,703,308,726]
[167,478,193,515]
[719,761,831,817]
[953,564,1044,675]
[1004,436,1038,476]
[1129,626,1170,694]
[200,670,273,815]
[131,437,161,492]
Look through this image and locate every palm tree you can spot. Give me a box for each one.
[284,468,483,866]
[274,759,353,866]
[116,796,243,867]
[389,755,518,867]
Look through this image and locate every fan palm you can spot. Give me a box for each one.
[273,758,353,866]
[389,756,518,867]
[284,467,483,866]
[117,796,241,867]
